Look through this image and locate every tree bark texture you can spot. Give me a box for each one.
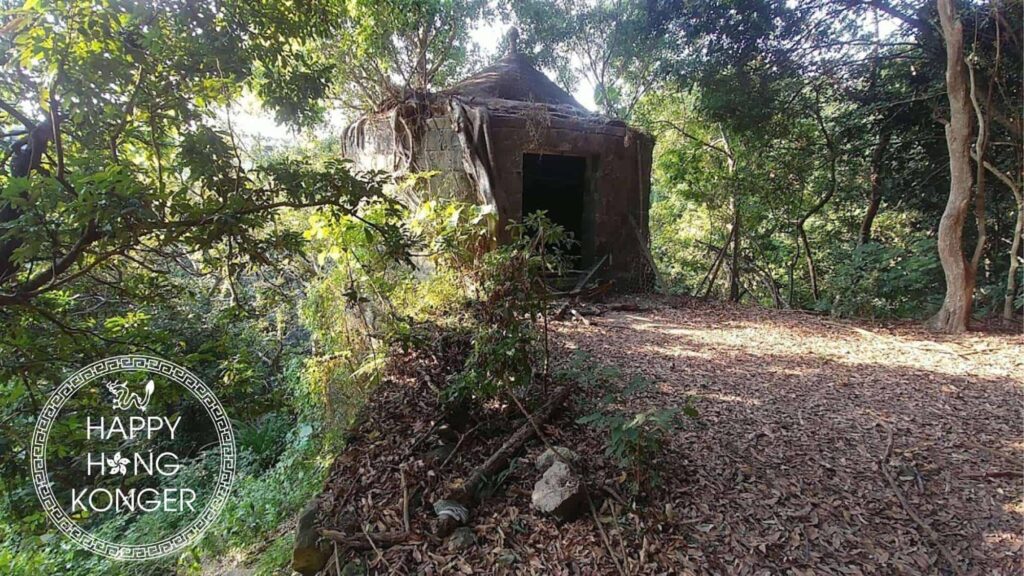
[929,0,975,334]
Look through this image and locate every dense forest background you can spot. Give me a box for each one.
[0,0,1020,574]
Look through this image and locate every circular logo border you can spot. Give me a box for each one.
[31,355,236,561]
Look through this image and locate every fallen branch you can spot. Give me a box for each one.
[403,420,442,459]
[439,421,483,470]
[565,255,608,296]
[964,440,1022,469]
[555,256,608,320]
[549,280,615,300]
[400,467,410,533]
[434,384,574,536]
[362,526,395,572]
[606,302,648,313]
[585,486,627,576]
[879,427,964,576]
[628,213,663,291]
[463,384,572,496]
[320,529,413,551]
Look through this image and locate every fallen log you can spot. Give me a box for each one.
[434,383,574,536]
[319,529,413,551]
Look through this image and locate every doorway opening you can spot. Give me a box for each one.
[522,153,587,261]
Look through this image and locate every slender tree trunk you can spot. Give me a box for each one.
[795,102,839,303]
[929,0,975,334]
[972,148,1022,321]
[729,190,741,302]
[967,58,991,280]
[697,225,732,298]
[787,234,801,307]
[798,226,819,301]
[860,129,892,245]
[0,119,52,284]
[722,131,740,303]
[1004,184,1022,320]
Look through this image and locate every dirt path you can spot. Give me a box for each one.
[554,299,1023,575]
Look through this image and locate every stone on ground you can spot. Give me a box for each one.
[291,498,328,576]
[447,526,477,550]
[531,460,584,521]
[535,446,578,470]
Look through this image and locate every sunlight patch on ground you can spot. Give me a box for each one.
[611,312,1024,383]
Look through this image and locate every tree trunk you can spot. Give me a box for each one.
[1004,185,1022,320]
[798,225,819,301]
[967,58,991,280]
[798,100,838,304]
[929,0,975,334]
[697,225,733,298]
[0,119,52,284]
[859,129,892,245]
[719,130,740,302]
[729,190,741,302]
[787,234,801,307]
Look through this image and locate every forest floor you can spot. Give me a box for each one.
[553,297,1023,575]
[313,298,1023,576]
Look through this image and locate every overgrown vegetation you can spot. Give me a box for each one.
[448,213,572,402]
[0,0,1020,572]
[566,353,699,496]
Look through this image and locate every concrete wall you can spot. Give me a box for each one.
[343,111,655,289]
[484,114,654,287]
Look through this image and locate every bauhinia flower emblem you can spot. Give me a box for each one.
[106,452,129,475]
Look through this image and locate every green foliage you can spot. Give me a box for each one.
[509,0,676,119]
[822,236,942,319]
[578,407,683,494]
[575,367,698,496]
[478,458,520,501]
[446,212,571,402]
[329,0,488,109]
[0,405,326,576]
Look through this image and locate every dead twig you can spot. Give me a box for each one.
[585,486,628,576]
[554,255,608,320]
[439,421,483,470]
[404,420,441,458]
[459,385,572,498]
[362,526,395,572]
[400,467,410,534]
[963,470,1023,479]
[964,439,1022,469]
[879,426,964,576]
[433,384,574,537]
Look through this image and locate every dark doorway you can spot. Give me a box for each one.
[522,153,587,260]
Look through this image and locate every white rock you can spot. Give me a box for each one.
[531,461,584,521]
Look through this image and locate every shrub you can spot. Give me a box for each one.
[578,407,687,495]
[822,236,942,319]
[446,213,572,402]
[570,362,699,496]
